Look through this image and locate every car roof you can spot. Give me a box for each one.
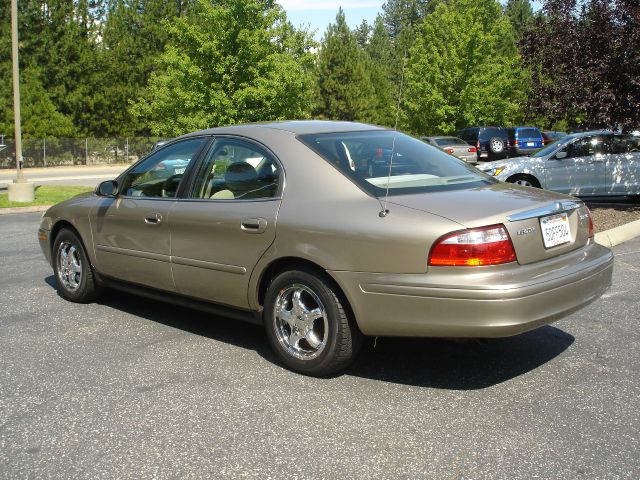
[179,121,385,139]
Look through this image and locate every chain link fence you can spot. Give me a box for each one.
[0,137,164,169]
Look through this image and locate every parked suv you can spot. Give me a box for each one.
[456,127,509,161]
[506,127,544,156]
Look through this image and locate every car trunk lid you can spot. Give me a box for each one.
[385,182,592,265]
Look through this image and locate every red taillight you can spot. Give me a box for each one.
[586,207,594,238]
[445,147,455,154]
[468,146,477,153]
[514,139,519,146]
[476,140,481,150]
[428,225,517,267]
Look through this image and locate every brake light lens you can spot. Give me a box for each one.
[514,139,519,146]
[586,207,594,238]
[444,147,455,154]
[476,140,480,150]
[468,146,477,153]
[429,225,517,266]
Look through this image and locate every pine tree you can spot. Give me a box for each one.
[504,0,534,42]
[316,8,376,122]
[365,15,398,127]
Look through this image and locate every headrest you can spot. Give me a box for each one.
[225,162,258,191]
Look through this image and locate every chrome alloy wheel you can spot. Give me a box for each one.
[273,284,329,360]
[57,241,82,292]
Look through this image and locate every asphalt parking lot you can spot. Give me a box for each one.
[1,213,639,479]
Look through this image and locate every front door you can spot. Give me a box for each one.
[545,135,606,196]
[169,138,282,308]
[91,137,208,291]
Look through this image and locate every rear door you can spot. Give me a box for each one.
[169,137,282,308]
[545,135,606,196]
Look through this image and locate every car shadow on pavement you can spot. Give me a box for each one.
[346,326,574,389]
[47,276,574,389]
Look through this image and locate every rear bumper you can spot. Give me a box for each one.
[330,242,613,337]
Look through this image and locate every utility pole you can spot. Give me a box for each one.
[8,0,34,202]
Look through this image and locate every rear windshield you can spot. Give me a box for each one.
[298,130,493,196]
[433,137,469,147]
[479,128,507,140]
[517,128,541,139]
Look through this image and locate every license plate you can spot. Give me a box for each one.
[540,212,571,248]
[527,142,535,146]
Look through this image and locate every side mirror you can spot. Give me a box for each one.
[555,151,568,160]
[97,180,118,197]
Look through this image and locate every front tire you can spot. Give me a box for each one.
[53,228,101,303]
[507,174,540,188]
[263,269,362,376]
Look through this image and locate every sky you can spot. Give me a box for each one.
[279,1,543,41]
[279,1,386,40]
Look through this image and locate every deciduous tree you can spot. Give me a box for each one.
[403,0,527,135]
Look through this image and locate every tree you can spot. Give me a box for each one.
[504,0,534,41]
[100,0,193,136]
[315,8,376,122]
[365,15,398,126]
[0,66,74,138]
[131,0,315,136]
[403,0,528,135]
[522,0,640,131]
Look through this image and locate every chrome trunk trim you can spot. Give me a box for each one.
[506,200,583,222]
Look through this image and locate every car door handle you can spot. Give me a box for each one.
[144,213,163,225]
[241,217,267,234]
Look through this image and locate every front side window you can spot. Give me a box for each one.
[119,138,206,198]
[564,136,604,158]
[299,130,492,196]
[191,139,281,200]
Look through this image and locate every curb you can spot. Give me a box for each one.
[594,218,640,248]
[0,205,51,216]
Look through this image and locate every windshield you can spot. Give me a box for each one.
[532,135,574,158]
[298,130,493,196]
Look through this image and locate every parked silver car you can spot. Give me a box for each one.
[421,136,478,164]
[479,131,640,199]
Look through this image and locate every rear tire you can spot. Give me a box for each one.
[507,174,540,189]
[263,269,362,376]
[53,229,101,303]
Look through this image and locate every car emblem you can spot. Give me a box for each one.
[516,227,535,236]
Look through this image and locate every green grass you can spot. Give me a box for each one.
[0,185,93,208]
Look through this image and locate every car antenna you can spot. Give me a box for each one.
[379,50,407,218]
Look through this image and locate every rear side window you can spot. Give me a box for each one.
[298,130,492,196]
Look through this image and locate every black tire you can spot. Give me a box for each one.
[487,137,505,154]
[263,269,362,376]
[52,228,101,303]
[506,174,541,188]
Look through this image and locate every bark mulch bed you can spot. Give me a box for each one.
[585,198,640,232]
